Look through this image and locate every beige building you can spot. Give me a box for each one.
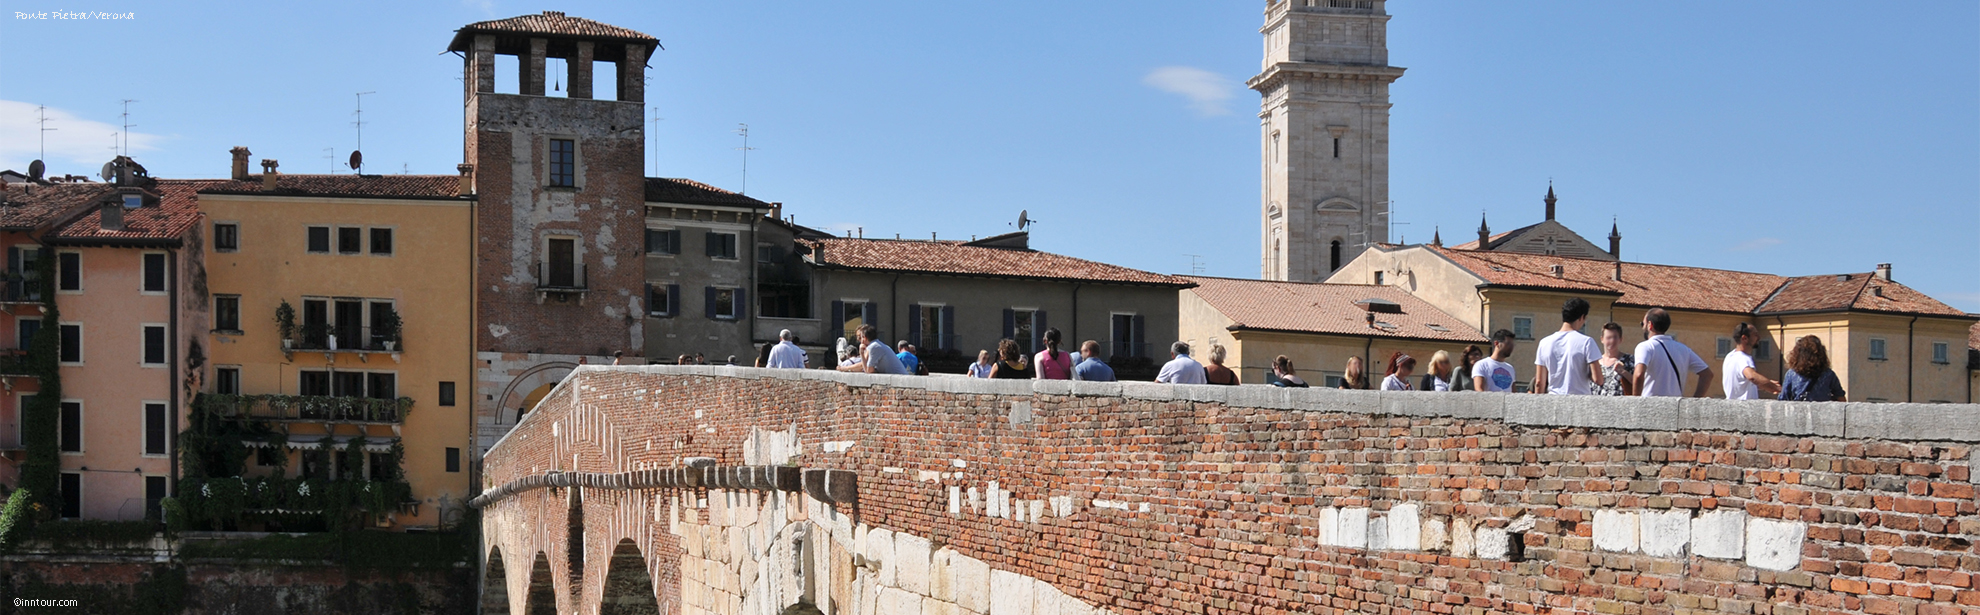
[1181,276,1485,386]
[1329,209,1977,401]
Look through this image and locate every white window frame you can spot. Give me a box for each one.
[305,225,332,254]
[1869,337,1888,361]
[58,398,83,455]
[213,294,242,334]
[1512,315,1535,341]
[541,233,585,284]
[544,135,583,189]
[140,323,168,367]
[645,225,679,257]
[367,226,397,257]
[15,316,40,352]
[1011,307,1039,355]
[58,321,83,366]
[335,226,365,255]
[141,399,169,458]
[708,232,740,261]
[55,249,82,294]
[1932,341,1950,365]
[712,286,741,320]
[212,220,241,253]
[1716,337,1734,359]
[1110,311,1141,359]
[139,250,168,295]
[916,302,947,350]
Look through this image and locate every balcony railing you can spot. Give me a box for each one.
[0,349,36,376]
[198,393,413,425]
[0,272,43,304]
[535,262,588,291]
[291,324,402,353]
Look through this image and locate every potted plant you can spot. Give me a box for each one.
[376,305,402,352]
[275,300,296,351]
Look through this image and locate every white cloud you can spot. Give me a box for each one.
[0,100,162,174]
[1142,66,1236,117]
[1729,237,1782,252]
[462,0,497,16]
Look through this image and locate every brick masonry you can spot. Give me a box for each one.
[479,367,1980,615]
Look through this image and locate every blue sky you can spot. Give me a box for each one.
[3,0,1975,311]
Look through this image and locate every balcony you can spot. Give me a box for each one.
[0,271,44,306]
[286,324,401,363]
[198,393,413,426]
[534,261,588,304]
[0,349,37,376]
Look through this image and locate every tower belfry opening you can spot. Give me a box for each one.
[1250,0,1405,282]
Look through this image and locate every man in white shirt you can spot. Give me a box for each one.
[1721,322,1780,400]
[1472,330,1519,392]
[1155,341,1207,384]
[766,329,808,368]
[838,324,911,375]
[1533,298,1604,395]
[1632,308,1713,397]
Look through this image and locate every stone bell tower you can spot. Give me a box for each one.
[1250,0,1404,281]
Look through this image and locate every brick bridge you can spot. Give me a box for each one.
[473,366,1980,615]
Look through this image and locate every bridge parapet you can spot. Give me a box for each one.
[479,366,1980,615]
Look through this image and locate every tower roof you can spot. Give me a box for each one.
[447,11,659,61]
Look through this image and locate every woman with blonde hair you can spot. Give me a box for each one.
[1419,350,1453,391]
[1203,344,1240,385]
[1340,356,1368,390]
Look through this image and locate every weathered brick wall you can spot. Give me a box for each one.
[481,367,1980,615]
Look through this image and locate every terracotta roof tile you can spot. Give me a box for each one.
[46,180,215,244]
[1756,273,1967,317]
[802,237,1191,287]
[0,182,113,230]
[645,177,770,208]
[196,174,463,199]
[447,11,659,59]
[1185,276,1485,342]
[1429,246,1785,314]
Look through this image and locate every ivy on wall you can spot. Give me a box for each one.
[14,251,61,524]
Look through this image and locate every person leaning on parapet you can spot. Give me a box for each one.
[1450,346,1483,392]
[1595,323,1635,396]
[1202,344,1240,385]
[1723,323,1780,400]
[767,329,809,369]
[1156,341,1208,384]
[839,325,912,375]
[1380,351,1417,391]
[1473,330,1519,393]
[1271,355,1309,388]
[989,339,1033,379]
[1533,298,1603,395]
[1034,328,1073,380]
[1073,340,1116,382]
[1778,335,1846,402]
[1339,356,1368,390]
[1631,307,1713,398]
[1420,350,1454,392]
[895,340,921,375]
[967,349,995,378]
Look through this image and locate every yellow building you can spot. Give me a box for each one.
[197,164,475,529]
[1329,243,1977,402]
[1181,276,1486,386]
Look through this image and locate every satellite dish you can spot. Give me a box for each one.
[348,150,363,172]
[100,161,117,182]
[26,160,44,181]
[1017,210,1036,231]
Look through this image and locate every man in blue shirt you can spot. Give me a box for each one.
[1073,340,1116,382]
[896,340,921,375]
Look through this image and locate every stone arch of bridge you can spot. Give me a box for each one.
[524,550,558,615]
[481,545,510,614]
[599,537,659,614]
[496,361,578,426]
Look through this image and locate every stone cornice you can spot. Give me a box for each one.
[1248,62,1407,92]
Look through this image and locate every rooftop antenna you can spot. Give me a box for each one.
[324,147,337,174]
[118,99,137,157]
[734,123,757,194]
[36,105,56,161]
[1186,254,1205,275]
[351,91,375,172]
[649,108,663,177]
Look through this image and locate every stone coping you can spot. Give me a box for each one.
[485,365,1980,458]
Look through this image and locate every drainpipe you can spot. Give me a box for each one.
[1906,315,1916,402]
[748,212,759,349]
[168,249,180,497]
[1475,286,1489,336]
[1362,336,1374,389]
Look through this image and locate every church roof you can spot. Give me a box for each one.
[1450,222,1538,251]
[1185,276,1484,343]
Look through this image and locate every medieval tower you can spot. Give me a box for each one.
[1249,0,1404,281]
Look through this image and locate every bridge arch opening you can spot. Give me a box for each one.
[567,487,586,590]
[600,538,659,615]
[482,546,510,614]
[525,551,557,615]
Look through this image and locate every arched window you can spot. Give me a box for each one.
[1330,240,1343,271]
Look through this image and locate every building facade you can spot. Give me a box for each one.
[1250,0,1404,282]
[196,166,476,529]
[641,178,776,364]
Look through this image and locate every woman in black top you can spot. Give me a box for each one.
[989,338,1034,379]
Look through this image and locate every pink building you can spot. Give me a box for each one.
[0,159,206,520]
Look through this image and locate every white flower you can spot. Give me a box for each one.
[298,482,312,497]
[201,483,212,498]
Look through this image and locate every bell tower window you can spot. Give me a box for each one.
[1330,240,1343,271]
[548,139,575,187]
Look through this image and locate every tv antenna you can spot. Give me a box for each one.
[324,147,338,174]
[118,99,137,157]
[649,108,663,176]
[734,123,757,194]
[1186,254,1205,275]
[36,105,56,161]
[351,91,375,172]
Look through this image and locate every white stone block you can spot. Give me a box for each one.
[1592,510,1639,553]
[1036,581,1095,615]
[968,487,982,515]
[1420,517,1447,552]
[1691,509,1746,560]
[989,569,1036,615]
[1367,515,1389,550]
[950,486,962,516]
[1745,518,1807,572]
[1029,500,1045,524]
[1387,504,1421,551]
[1337,507,1369,549]
[1475,527,1511,560]
[895,533,933,595]
[951,550,992,614]
[931,548,957,603]
[1449,518,1474,558]
[1640,510,1691,558]
[986,482,1001,518]
[876,586,925,615]
[1051,496,1074,518]
[1316,507,1338,547]
[863,528,897,587]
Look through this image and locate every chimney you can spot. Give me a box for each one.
[1873,263,1892,281]
[1550,264,1564,278]
[769,201,783,222]
[230,147,253,181]
[260,159,279,191]
[1612,261,1623,282]
[457,164,475,195]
